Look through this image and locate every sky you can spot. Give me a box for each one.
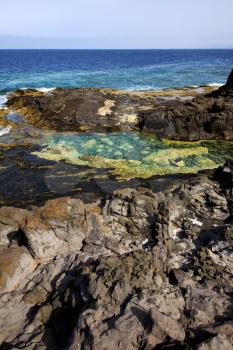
[0,0,232,49]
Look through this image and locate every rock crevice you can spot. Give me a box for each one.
[1,163,233,349]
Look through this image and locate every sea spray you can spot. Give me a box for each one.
[0,95,7,109]
[0,126,12,136]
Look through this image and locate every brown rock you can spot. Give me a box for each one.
[0,206,29,247]
[22,197,87,259]
[0,246,37,293]
[6,69,233,141]
[198,333,233,350]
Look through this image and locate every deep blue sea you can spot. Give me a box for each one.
[0,49,233,96]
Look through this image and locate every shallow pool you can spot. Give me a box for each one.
[33,132,233,180]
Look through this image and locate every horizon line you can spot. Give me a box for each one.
[1,48,233,50]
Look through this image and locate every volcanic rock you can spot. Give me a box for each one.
[0,164,233,349]
[6,69,233,141]
[0,206,29,247]
[0,245,37,293]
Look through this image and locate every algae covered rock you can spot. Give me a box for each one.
[6,69,233,141]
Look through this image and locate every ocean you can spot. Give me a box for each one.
[0,49,233,96]
[0,49,233,200]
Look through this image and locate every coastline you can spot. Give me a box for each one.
[0,69,233,349]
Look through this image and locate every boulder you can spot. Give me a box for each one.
[225,69,233,91]
[0,164,233,348]
[198,333,233,350]
[0,246,37,293]
[22,197,88,260]
[68,250,185,350]
[0,206,29,247]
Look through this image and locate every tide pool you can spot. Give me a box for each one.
[33,132,233,180]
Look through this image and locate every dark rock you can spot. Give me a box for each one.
[6,69,233,141]
[225,69,233,91]
[1,72,233,349]
[211,69,233,97]
[0,164,233,349]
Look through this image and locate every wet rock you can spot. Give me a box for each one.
[225,68,233,92]
[6,69,233,141]
[211,68,233,98]
[7,88,141,132]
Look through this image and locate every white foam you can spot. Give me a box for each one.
[21,87,56,93]
[126,86,156,92]
[36,87,56,93]
[0,94,8,109]
[208,83,223,87]
[0,126,12,136]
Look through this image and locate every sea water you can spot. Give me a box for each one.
[0,49,233,94]
[33,132,233,179]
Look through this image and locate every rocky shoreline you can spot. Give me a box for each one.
[0,71,233,349]
[5,69,233,141]
[1,162,233,349]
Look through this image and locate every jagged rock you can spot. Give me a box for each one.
[6,69,233,141]
[68,250,185,350]
[212,69,233,98]
[0,164,233,349]
[0,206,29,247]
[0,252,79,346]
[212,159,233,185]
[225,69,233,91]
[197,333,233,350]
[7,88,141,132]
[0,246,37,293]
[100,187,159,253]
[22,197,88,259]
[142,69,233,140]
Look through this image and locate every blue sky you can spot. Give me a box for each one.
[0,0,232,49]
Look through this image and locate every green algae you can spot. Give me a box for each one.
[32,132,233,180]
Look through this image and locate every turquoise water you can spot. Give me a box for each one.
[0,49,233,93]
[33,132,233,179]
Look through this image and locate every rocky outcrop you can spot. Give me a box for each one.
[211,68,233,97]
[0,206,29,247]
[1,163,233,349]
[7,88,143,132]
[6,70,233,141]
[1,71,233,349]
[140,94,233,140]
[141,69,233,140]
[22,197,88,260]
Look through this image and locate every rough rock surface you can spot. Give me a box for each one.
[0,206,29,247]
[6,70,233,141]
[1,162,233,349]
[141,70,233,140]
